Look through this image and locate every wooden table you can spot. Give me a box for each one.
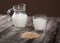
[0,15,58,43]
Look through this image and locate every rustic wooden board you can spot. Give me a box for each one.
[0,15,59,43]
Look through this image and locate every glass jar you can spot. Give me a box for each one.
[7,3,28,27]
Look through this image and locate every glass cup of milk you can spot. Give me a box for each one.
[33,14,47,32]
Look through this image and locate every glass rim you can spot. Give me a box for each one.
[33,14,47,19]
[13,3,26,11]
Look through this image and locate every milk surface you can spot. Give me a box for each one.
[33,18,47,30]
[12,12,28,27]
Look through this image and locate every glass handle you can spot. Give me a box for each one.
[7,8,13,16]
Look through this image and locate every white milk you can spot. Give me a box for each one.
[12,12,28,27]
[33,18,47,31]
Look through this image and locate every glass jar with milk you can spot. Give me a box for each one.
[7,3,28,27]
[33,14,47,32]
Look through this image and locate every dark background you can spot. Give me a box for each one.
[0,0,60,16]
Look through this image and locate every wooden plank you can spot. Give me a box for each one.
[0,26,32,43]
[0,14,3,17]
[0,16,11,26]
[0,15,8,21]
[0,24,14,41]
[0,21,13,33]
[0,25,35,43]
[0,21,13,41]
[56,17,60,23]
[0,27,45,43]
[0,15,12,33]
[26,16,33,27]
[0,26,15,40]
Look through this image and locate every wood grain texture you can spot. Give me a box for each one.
[0,15,59,43]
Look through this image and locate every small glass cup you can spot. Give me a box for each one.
[33,14,47,33]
